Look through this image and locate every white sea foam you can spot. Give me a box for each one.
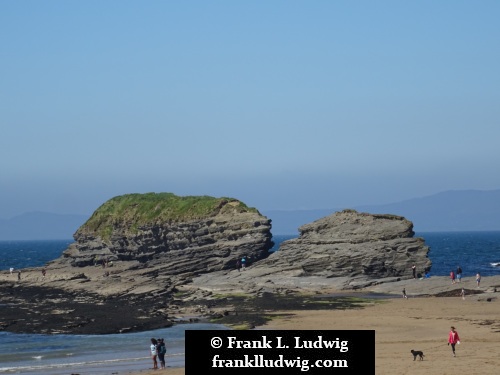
[0,356,147,373]
[0,353,186,374]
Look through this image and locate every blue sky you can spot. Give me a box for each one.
[1,1,499,219]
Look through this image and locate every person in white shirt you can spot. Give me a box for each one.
[150,338,158,370]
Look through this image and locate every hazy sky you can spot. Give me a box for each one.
[1,1,499,219]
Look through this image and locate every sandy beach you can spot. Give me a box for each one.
[124,277,500,375]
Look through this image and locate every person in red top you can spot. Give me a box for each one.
[448,326,460,357]
[450,270,456,284]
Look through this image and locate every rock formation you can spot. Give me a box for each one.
[262,209,431,278]
[58,193,273,277]
[1,201,435,334]
[0,193,274,334]
[189,209,432,292]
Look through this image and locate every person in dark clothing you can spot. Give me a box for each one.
[456,266,462,283]
[157,338,166,369]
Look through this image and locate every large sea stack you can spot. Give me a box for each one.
[266,209,431,279]
[60,193,273,276]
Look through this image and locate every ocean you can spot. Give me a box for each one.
[0,324,228,375]
[1,232,500,374]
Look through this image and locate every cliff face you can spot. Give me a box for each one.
[60,193,274,276]
[264,209,431,278]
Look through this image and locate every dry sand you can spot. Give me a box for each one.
[125,283,500,375]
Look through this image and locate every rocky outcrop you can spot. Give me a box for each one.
[55,193,273,279]
[262,209,431,278]
[0,193,274,334]
[189,210,432,292]
[1,204,435,334]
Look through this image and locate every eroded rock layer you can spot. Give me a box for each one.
[264,209,431,278]
[59,193,274,276]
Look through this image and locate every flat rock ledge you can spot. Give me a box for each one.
[0,281,173,334]
[2,268,500,334]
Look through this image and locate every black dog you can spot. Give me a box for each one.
[411,349,425,361]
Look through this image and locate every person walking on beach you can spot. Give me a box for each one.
[412,264,416,279]
[450,270,455,284]
[17,271,21,281]
[157,338,166,369]
[456,266,462,283]
[236,259,241,272]
[9,267,14,275]
[448,326,460,357]
[402,288,408,299]
[241,257,246,270]
[460,288,465,300]
[476,273,481,288]
[150,338,158,370]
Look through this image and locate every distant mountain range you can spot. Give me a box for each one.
[263,189,500,235]
[1,189,499,240]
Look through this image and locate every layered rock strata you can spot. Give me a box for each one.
[1,204,435,334]
[264,209,431,278]
[58,193,273,277]
[189,210,432,292]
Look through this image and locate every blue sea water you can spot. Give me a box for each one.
[0,240,72,271]
[418,231,500,277]
[0,323,228,375]
[1,232,500,374]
